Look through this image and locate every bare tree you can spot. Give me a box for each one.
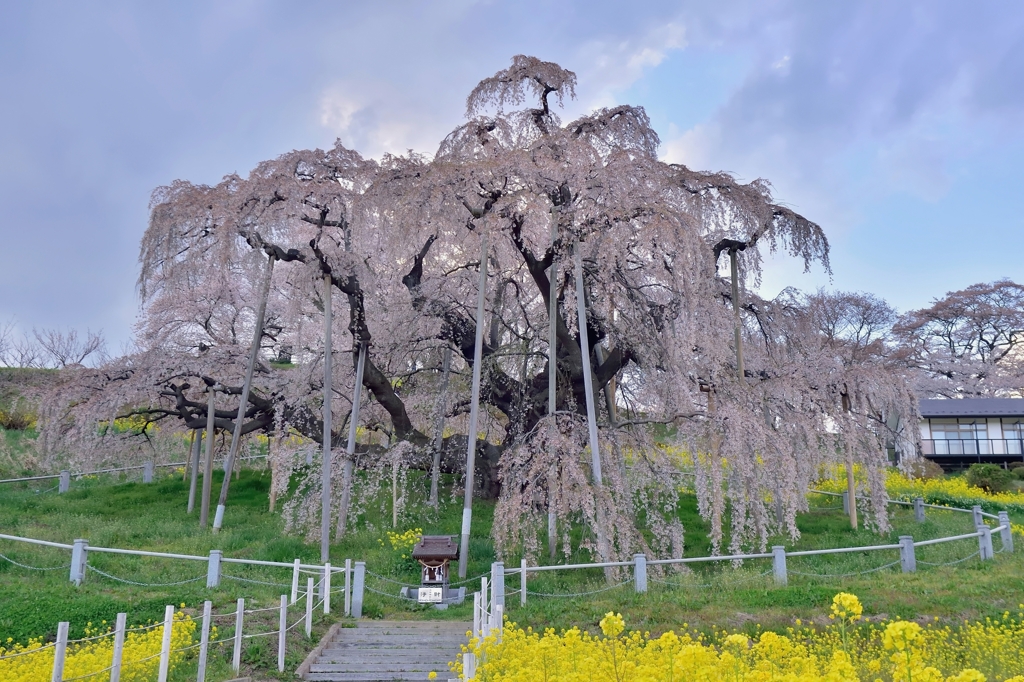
[33,328,107,368]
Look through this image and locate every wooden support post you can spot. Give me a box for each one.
[429,348,451,509]
[157,604,174,682]
[323,562,331,614]
[772,546,787,585]
[336,344,367,538]
[547,217,559,560]
[200,386,217,528]
[574,242,611,567]
[291,559,300,604]
[197,601,211,682]
[914,497,925,523]
[899,536,916,572]
[206,550,222,588]
[344,558,352,616]
[351,561,365,619]
[59,470,69,494]
[459,229,489,579]
[110,612,127,682]
[70,538,88,585]
[999,511,1014,552]
[214,255,275,532]
[634,554,647,593]
[305,576,314,637]
[520,558,527,607]
[321,273,333,562]
[143,461,154,484]
[51,621,69,682]
[278,595,287,672]
[187,431,202,514]
[232,598,244,672]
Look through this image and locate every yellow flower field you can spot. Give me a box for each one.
[816,467,1024,515]
[0,610,197,682]
[459,593,1024,681]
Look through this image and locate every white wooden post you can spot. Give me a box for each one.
[772,546,787,585]
[110,612,127,682]
[323,562,331,614]
[278,595,287,672]
[472,592,480,638]
[973,505,984,529]
[520,558,527,607]
[196,601,211,682]
[143,461,154,484]
[157,604,174,682]
[899,536,916,573]
[842,491,849,515]
[291,559,301,604]
[634,554,647,593]
[351,561,365,619]
[305,576,314,637]
[999,511,1014,552]
[232,598,244,671]
[51,621,69,682]
[59,470,70,494]
[491,562,505,608]
[480,577,488,637]
[344,558,351,616]
[464,651,477,680]
[914,497,925,523]
[494,604,504,642]
[206,550,222,588]
[70,538,88,585]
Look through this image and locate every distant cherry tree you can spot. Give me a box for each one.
[38,56,919,559]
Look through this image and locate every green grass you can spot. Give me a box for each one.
[1,467,1023,680]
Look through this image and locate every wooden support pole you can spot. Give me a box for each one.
[575,242,611,567]
[232,598,244,672]
[214,255,276,532]
[429,348,451,509]
[336,344,367,538]
[197,602,211,682]
[459,228,489,579]
[200,386,217,528]
[321,273,333,562]
[547,219,558,559]
[187,430,201,514]
[110,612,127,682]
[157,604,174,682]
[278,595,287,672]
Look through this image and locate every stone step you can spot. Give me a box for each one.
[305,673,449,681]
[310,662,452,673]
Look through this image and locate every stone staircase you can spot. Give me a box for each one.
[298,620,470,681]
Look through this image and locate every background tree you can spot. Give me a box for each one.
[893,279,1024,397]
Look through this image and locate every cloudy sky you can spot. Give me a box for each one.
[2,1,1023,351]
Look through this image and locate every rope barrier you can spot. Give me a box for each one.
[789,560,901,579]
[648,569,773,589]
[0,643,55,661]
[61,665,115,681]
[0,551,70,571]
[918,551,981,567]
[221,573,292,587]
[86,563,204,587]
[526,579,633,598]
